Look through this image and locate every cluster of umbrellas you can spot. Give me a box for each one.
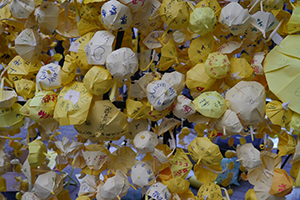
[0,0,300,199]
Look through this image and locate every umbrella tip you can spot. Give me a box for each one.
[47,70,51,74]
[282,101,291,110]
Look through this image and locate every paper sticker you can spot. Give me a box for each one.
[64,90,80,104]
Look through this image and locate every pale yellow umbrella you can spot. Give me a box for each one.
[9,0,35,19]
[197,182,223,200]
[287,112,300,135]
[225,81,266,126]
[21,192,42,200]
[28,139,47,167]
[215,109,244,135]
[100,0,132,31]
[34,2,59,34]
[15,28,43,62]
[84,30,115,65]
[159,0,189,30]
[193,91,227,119]
[36,63,61,91]
[188,2,216,35]
[61,55,77,86]
[128,73,154,98]
[0,149,10,176]
[205,52,230,79]
[131,0,162,36]
[236,143,262,170]
[219,2,251,35]
[146,182,171,200]
[157,39,179,71]
[146,79,177,111]
[0,103,25,131]
[78,174,99,199]
[133,131,158,154]
[130,162,155,188]
[126,119,148,139]
[0,77,17,108]
[119,0,148,13]
[161,71,185,94]
[250,11,279,38]
[173,95,196,119]
[56,8,79,39]
[33,171,65,200]
[251,52,265,75]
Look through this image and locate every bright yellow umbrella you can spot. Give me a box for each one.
[188,33,214,64]
[170,148,192,179]
[266,100,292,126]
[157,39,179,71]
[197,182,223,200]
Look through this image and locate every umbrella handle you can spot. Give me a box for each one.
[221,187,231,200]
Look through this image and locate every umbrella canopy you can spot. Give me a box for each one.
[21,192,41,200]
[146,79,177,111]
[126,119,148,139]
[54,136,83,157]
[236,143,262,170]
[161,71,185,94]
[264,35,300,115]
[74,100,128,141]
[0,78,17,108]
[250,11,279,38]
[287,7,300,34]
[225,81,266,126]
[266,100,292,126]
[14,79,36,99]
[205,52,231,79]
[143,31,172,49]
[186,63,216,92]
[157,39,179,71]
[119,0,148,13]
[146,182,171,200]
[61,55,77,86]
[188,33,214,64]
[54,81,93,126]
[131,0,162,36]
[131,162,155,188]
[36,63,61,91]
[96,170,129,200]
[197,182,223,200]
[215,109,244,135]
[100,0,132,31]
[107,146,137,174]
[106,47,138,80]
[133,131,158,154]
[287,112,300,135]
[56,8,79,38]
[170,148,192,179]
[82,148,109,171]
[159,0,189,29]
[34,2,59,34]
[78,174,99,198]
[70,32,94,70]
[129,73,154,98]
[15,28,42,62]
[225,57,254,87]
[251,51,266,75]
[33,171,65,200]
[189,7,216,35]
[187,137,223,166]
[173,95,196,119]
[193,91,227,119]
[0,149,10,176]
[85,30,115,65]
[83,66,112,96]
[219,2,251,35]
[28,139,47,167]
[270,168,294,197]
[27,90,57,122]
[0,103,25,131]
[9,0,35,19]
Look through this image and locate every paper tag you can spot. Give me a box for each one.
[64,90,80,104]
[69,42,80,53]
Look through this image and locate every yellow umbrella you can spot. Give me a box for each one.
[186,63,216,92]
[278,131,296,157]
[195,0,221,17]
[188,33,214,64]
[0,103,25,131]
[193,91,227,119]
[56,8,79,39]
[70,32,94,70]
[61,55,77,86]
[0,149,10,176]
[287,112,300,135]
[170,148,192,179]
[53,81,93,126]
[162,177,190,194]
[205,52,230,79]
[131,0,162,36]
[197,182,223,200]
[83,66,112,96]
[266,100,292,126]
[14,79,35,99]
[28,139,47,167]
[269,168,294,197]
[173,94,196,118]
[159,0,189,30]
[187,137,223,166]
[74,100,128,140]
[287,5,300,34]
[80,2,103,21]
[107,146,137,174]
[9,0,35,19]
[157,39,179,71]
[225,57,254,87]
